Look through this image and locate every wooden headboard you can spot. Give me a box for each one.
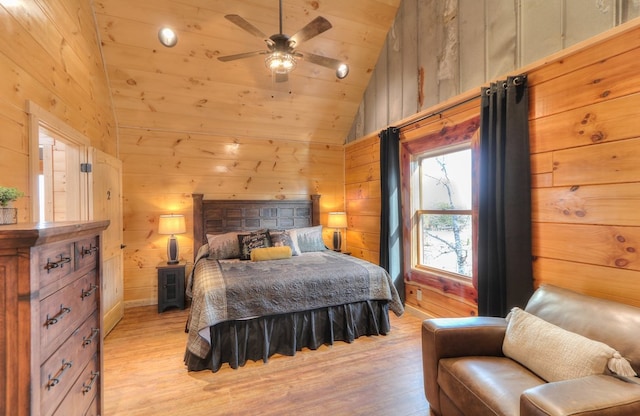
[192,194,321,254]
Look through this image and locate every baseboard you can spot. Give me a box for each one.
[404,303,434,321]
[103,302,124,336]
[124,298,156,309]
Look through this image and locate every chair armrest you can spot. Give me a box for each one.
[521,375,640,416]
[422,317,507,414]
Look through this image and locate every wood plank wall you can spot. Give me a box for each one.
[344,133,381,264]
[0,1,117,221]
[120,128,345,306]
[527,23,640,308]
[346,20,640,316]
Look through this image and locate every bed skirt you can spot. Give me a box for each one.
[184,300,391,372]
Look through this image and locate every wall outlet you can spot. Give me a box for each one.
[416,289,422,301]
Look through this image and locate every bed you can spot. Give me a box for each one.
[184,194,404,372]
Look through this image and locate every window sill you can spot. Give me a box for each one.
[406,267,476,301]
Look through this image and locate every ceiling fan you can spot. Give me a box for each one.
[218,0,349,83]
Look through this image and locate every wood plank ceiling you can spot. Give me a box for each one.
[93,0,401,145]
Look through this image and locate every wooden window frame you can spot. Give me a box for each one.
[400,117,480,299]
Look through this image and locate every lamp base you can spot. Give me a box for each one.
[167,235,179,264]
[332,230,342,252]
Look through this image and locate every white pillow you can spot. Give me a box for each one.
[294,225,326,252]
[502,307,636,382]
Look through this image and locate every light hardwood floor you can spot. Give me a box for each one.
[103,306,431,416]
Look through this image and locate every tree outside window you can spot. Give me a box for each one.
[417,147,472,278]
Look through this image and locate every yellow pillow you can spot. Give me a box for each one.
[250,246,292,262]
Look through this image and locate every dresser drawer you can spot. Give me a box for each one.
[51,353,100,416]
[83,395,99,416]
[40,271,99,359]
[38,241,75,292]
[75,237,99,274]
[40,310,99,416]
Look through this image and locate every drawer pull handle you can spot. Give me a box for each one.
[82,371,100,395]
[44,255,71,273]
[81,284,98,300]
[83,328,100,347]
[45,305,71,327]
[46,360,72,390]
[81,244,99,257]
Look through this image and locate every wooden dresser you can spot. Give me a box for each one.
[0,220,109,416]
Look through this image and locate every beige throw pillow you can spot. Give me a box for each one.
[502,307,636,382]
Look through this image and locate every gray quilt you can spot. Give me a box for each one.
[186,249,404,359]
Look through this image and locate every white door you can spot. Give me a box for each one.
[91,148,124,336]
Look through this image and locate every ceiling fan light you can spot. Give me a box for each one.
[158,27,178,48]
[265,52,296,74]
[336,63,349,79]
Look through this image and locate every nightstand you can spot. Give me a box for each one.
[157,261,186,313]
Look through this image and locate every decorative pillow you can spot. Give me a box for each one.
[237,229,270,260]
[250,246,292,262]
[294,225,326,252]
[195,243,210,262]
[268,229,301,256]
[206,232,240,259]
[503,307,637,382]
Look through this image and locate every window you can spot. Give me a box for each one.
[416,147,473,278]
[401,116,480,291]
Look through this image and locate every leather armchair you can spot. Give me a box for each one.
[422,285,640,416]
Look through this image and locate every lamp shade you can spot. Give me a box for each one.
[327,212,347,229]
[158,214,186,235]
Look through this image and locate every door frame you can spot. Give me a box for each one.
[27,101,92,222]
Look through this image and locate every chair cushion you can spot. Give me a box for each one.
[438,356,545,416]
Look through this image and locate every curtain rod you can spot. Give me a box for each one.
[391,73,525,131]
[395,93,481,130]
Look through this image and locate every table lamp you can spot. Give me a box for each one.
[327,212,347,252]
[158,214,186,264]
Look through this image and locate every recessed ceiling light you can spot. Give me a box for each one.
[336,63,349,79]
[158,27,177,48]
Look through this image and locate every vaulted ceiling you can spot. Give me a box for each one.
[93,0,401,146]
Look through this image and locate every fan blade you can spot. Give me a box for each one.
[288,16,332,47]
[225,14,268,39]
[300,51,343,70]
[218,50,267,62]
[274,73,288,83]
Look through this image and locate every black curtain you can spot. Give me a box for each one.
[478,75,533,317]
[379,127,405,303]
